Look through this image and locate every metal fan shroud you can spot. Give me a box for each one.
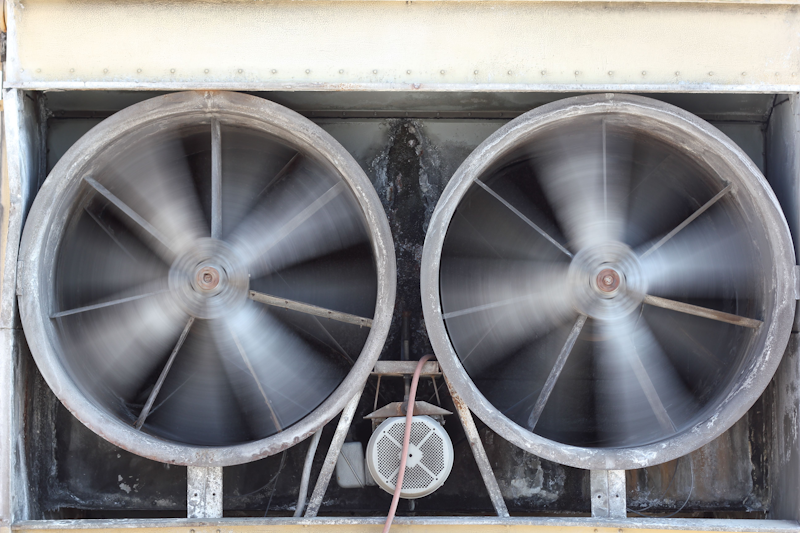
[421,94,796,470]
[18,91,396,467]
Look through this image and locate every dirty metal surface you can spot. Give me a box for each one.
[186,468,222,519]
[7,94,787,519]
[10,517,800,533]
[41,92,781,124]
[591,470,627,519]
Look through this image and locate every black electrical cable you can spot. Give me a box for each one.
[627,454,694,518]
[264,450,288,517]
[238,451,288,497]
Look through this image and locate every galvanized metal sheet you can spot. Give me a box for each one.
[186,467,223,519]
[6,1,800,92]
[590,470,627,519]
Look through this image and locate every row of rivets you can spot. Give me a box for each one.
[22,68,800,78]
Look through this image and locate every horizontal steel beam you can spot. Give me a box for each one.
[7,1,800,92]
[11,518,800,533]
[372,361,441,376]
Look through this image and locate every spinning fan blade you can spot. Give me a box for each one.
[211,301,347,438]
[596,315,696,447]
[639,216,754,299]
[139,318,253,446]
[58,286,187,405]
[97,136,208,261]
[228,159,368,279]
[533,120,633,251]
[441,258,574,375]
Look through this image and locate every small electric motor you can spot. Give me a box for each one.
[366,415,454,499]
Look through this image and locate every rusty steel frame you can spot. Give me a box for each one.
[248,290,373,327]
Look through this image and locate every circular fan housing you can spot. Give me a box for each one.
[19,91,395,466]
[421,94,796,470]
[367,416,454,499]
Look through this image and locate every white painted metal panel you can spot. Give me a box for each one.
[6,0,800,92]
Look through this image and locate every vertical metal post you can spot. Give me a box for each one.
[445,376,509,517]
[305,392,362,517]
[187,466,223,519]
[3,89,44,524]
[590,469,626,518]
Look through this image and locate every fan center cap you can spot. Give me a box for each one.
[596,268,621,293]
[567,241,647,321]
[169,238,249,319]
[196,266,221,291]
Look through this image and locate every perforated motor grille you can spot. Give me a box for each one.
[410,421,428,445]
[420,432,445,473]
[391,464,434,490]
[376,434,401,478]
[367,416,454,499]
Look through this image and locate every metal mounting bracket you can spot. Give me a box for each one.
[186,466,223,519]
[302,363,509,518]
[304,392,363,517]
[444,375,510,518]
[590,469,626,519]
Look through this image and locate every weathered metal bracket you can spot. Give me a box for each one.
[590,470,626,519]
[444,376,510,518]
[304,392,363,517]
[186,466,223,519]
[302,363,509,518]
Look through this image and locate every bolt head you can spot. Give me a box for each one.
[196,266,221,291]
[596,268,621,293]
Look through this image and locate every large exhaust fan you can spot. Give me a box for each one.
[421,94,795,470]
[18,91,395,466]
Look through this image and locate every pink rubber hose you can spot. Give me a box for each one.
[383,354,435,533]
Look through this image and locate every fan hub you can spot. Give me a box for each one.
[195,265,221,291]
[169,238,249,319]
[567,241,647,320]
[596,268,621,293]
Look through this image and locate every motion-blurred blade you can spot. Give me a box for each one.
[638,216,755,299]
[141,319,253,445]
[58,210,170,304]
[532,121,633,251]
[251,248,377,322]
[218,129,299,237]
[227,159,367,279]
[210,301,347,437]
[596,315,696,446]
[441,258,574,375]
[101,135,207,260]
[59,287,188,406]
[474,180,572,258]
